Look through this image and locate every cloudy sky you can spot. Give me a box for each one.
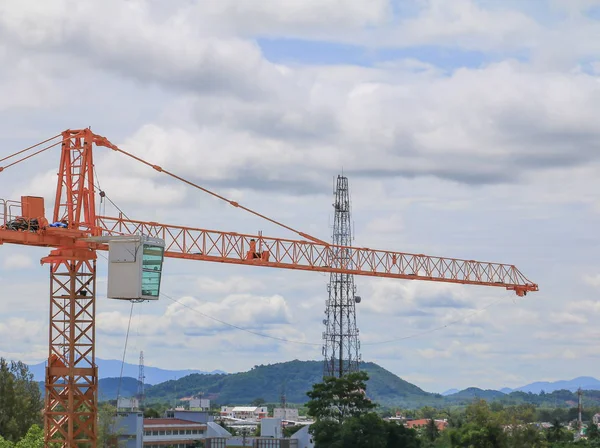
[1,0,600,394]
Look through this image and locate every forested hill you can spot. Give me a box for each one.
[112,360,600,409]
[145,360,436,407]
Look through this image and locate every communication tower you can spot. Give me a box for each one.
[137,351,145,410]
[322,175,361,378]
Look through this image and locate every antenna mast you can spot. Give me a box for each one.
[578,387,583,431]
[137,351,145,410]
[322,175,361,378]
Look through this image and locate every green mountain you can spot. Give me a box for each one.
[445,387,506,401]
[105,360,600,410]
[145,360,437,407]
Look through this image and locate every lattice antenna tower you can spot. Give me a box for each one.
[578,387,583,430]
[322,175,361,378]
[137,350,145,410]
[280,381,287,410]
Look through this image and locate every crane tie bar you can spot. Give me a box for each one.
[98,137,329,246]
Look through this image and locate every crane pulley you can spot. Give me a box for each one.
[0,129,538,447]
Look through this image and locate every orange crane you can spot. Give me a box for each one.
[0,129,538,447]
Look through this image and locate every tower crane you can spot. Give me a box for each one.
[0,129,538,447]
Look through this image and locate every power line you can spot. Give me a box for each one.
[161,292,322,346]
[92,185,509,348]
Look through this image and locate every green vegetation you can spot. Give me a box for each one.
[143,360,600,410]
[306,371,421,448]
[0,359,42,443]
[145,360,432,406]
[0,425,43,448]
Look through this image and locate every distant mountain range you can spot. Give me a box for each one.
[137,361,600,409]
[27,358,226,385]
[500,377,600,394]
[445,377,600,396]
[27,358,600,409]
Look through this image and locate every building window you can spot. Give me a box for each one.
[152,431,158,436]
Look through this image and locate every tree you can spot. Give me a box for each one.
[97,403,124,448]
[14,425,42,448]
[0,359,42,442]
[282,425,304,438]
[251,398,266,407]
[588,422,600,440]
[306,371,376,424]
[424,419,440,443]
[306,372,420,448]
[338,413,388,448]
[386,421,421,448]
[546,419,569,444]
[143,408,161,418]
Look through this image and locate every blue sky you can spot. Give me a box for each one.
[1,0,600,394]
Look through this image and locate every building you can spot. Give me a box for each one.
[143,418,207,447]
[290,426,315,448]
[167,409,214,424]
[143,411,230,447]
[114,411,144,448]
[220,406,268,420]
[261,418,283,438]
[404,419,448,431]
[189,398,211,411]
[253,439,298,448]
[273,408,299,421]
[117,397,140,411]
[593,413,600,425]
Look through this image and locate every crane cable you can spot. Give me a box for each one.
[115,301,135,409]
[0,133,61,164]
[105,143,329,246]
[0,139,63,172]
[0,134,511,347]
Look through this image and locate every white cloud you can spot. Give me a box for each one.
[2,253,33,269]
[2,0,600,393]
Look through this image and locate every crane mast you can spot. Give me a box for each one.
[0,129,539,447]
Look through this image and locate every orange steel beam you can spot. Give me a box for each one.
[44,258,97,447]
[0,217,538,296]
[96,215,538,296]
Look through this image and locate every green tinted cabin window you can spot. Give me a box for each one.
[141,244,164,297]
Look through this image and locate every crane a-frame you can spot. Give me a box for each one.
[0,129,538,447]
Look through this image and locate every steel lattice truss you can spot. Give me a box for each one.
[322,176,361,378]
[45,259,97,447]
[95,216,535,295]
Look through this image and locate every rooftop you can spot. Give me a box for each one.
[144,418,206,427]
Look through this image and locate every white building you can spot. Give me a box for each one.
[143,418,231,448]
[273,408,299,421]
[220,406,268,420]
[291,426,315,448]
[117,397,140,411]
[261,418,283,438]
[189,398,211,410]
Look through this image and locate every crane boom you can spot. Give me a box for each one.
[0,210,538,296]
[96,215,537,296]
